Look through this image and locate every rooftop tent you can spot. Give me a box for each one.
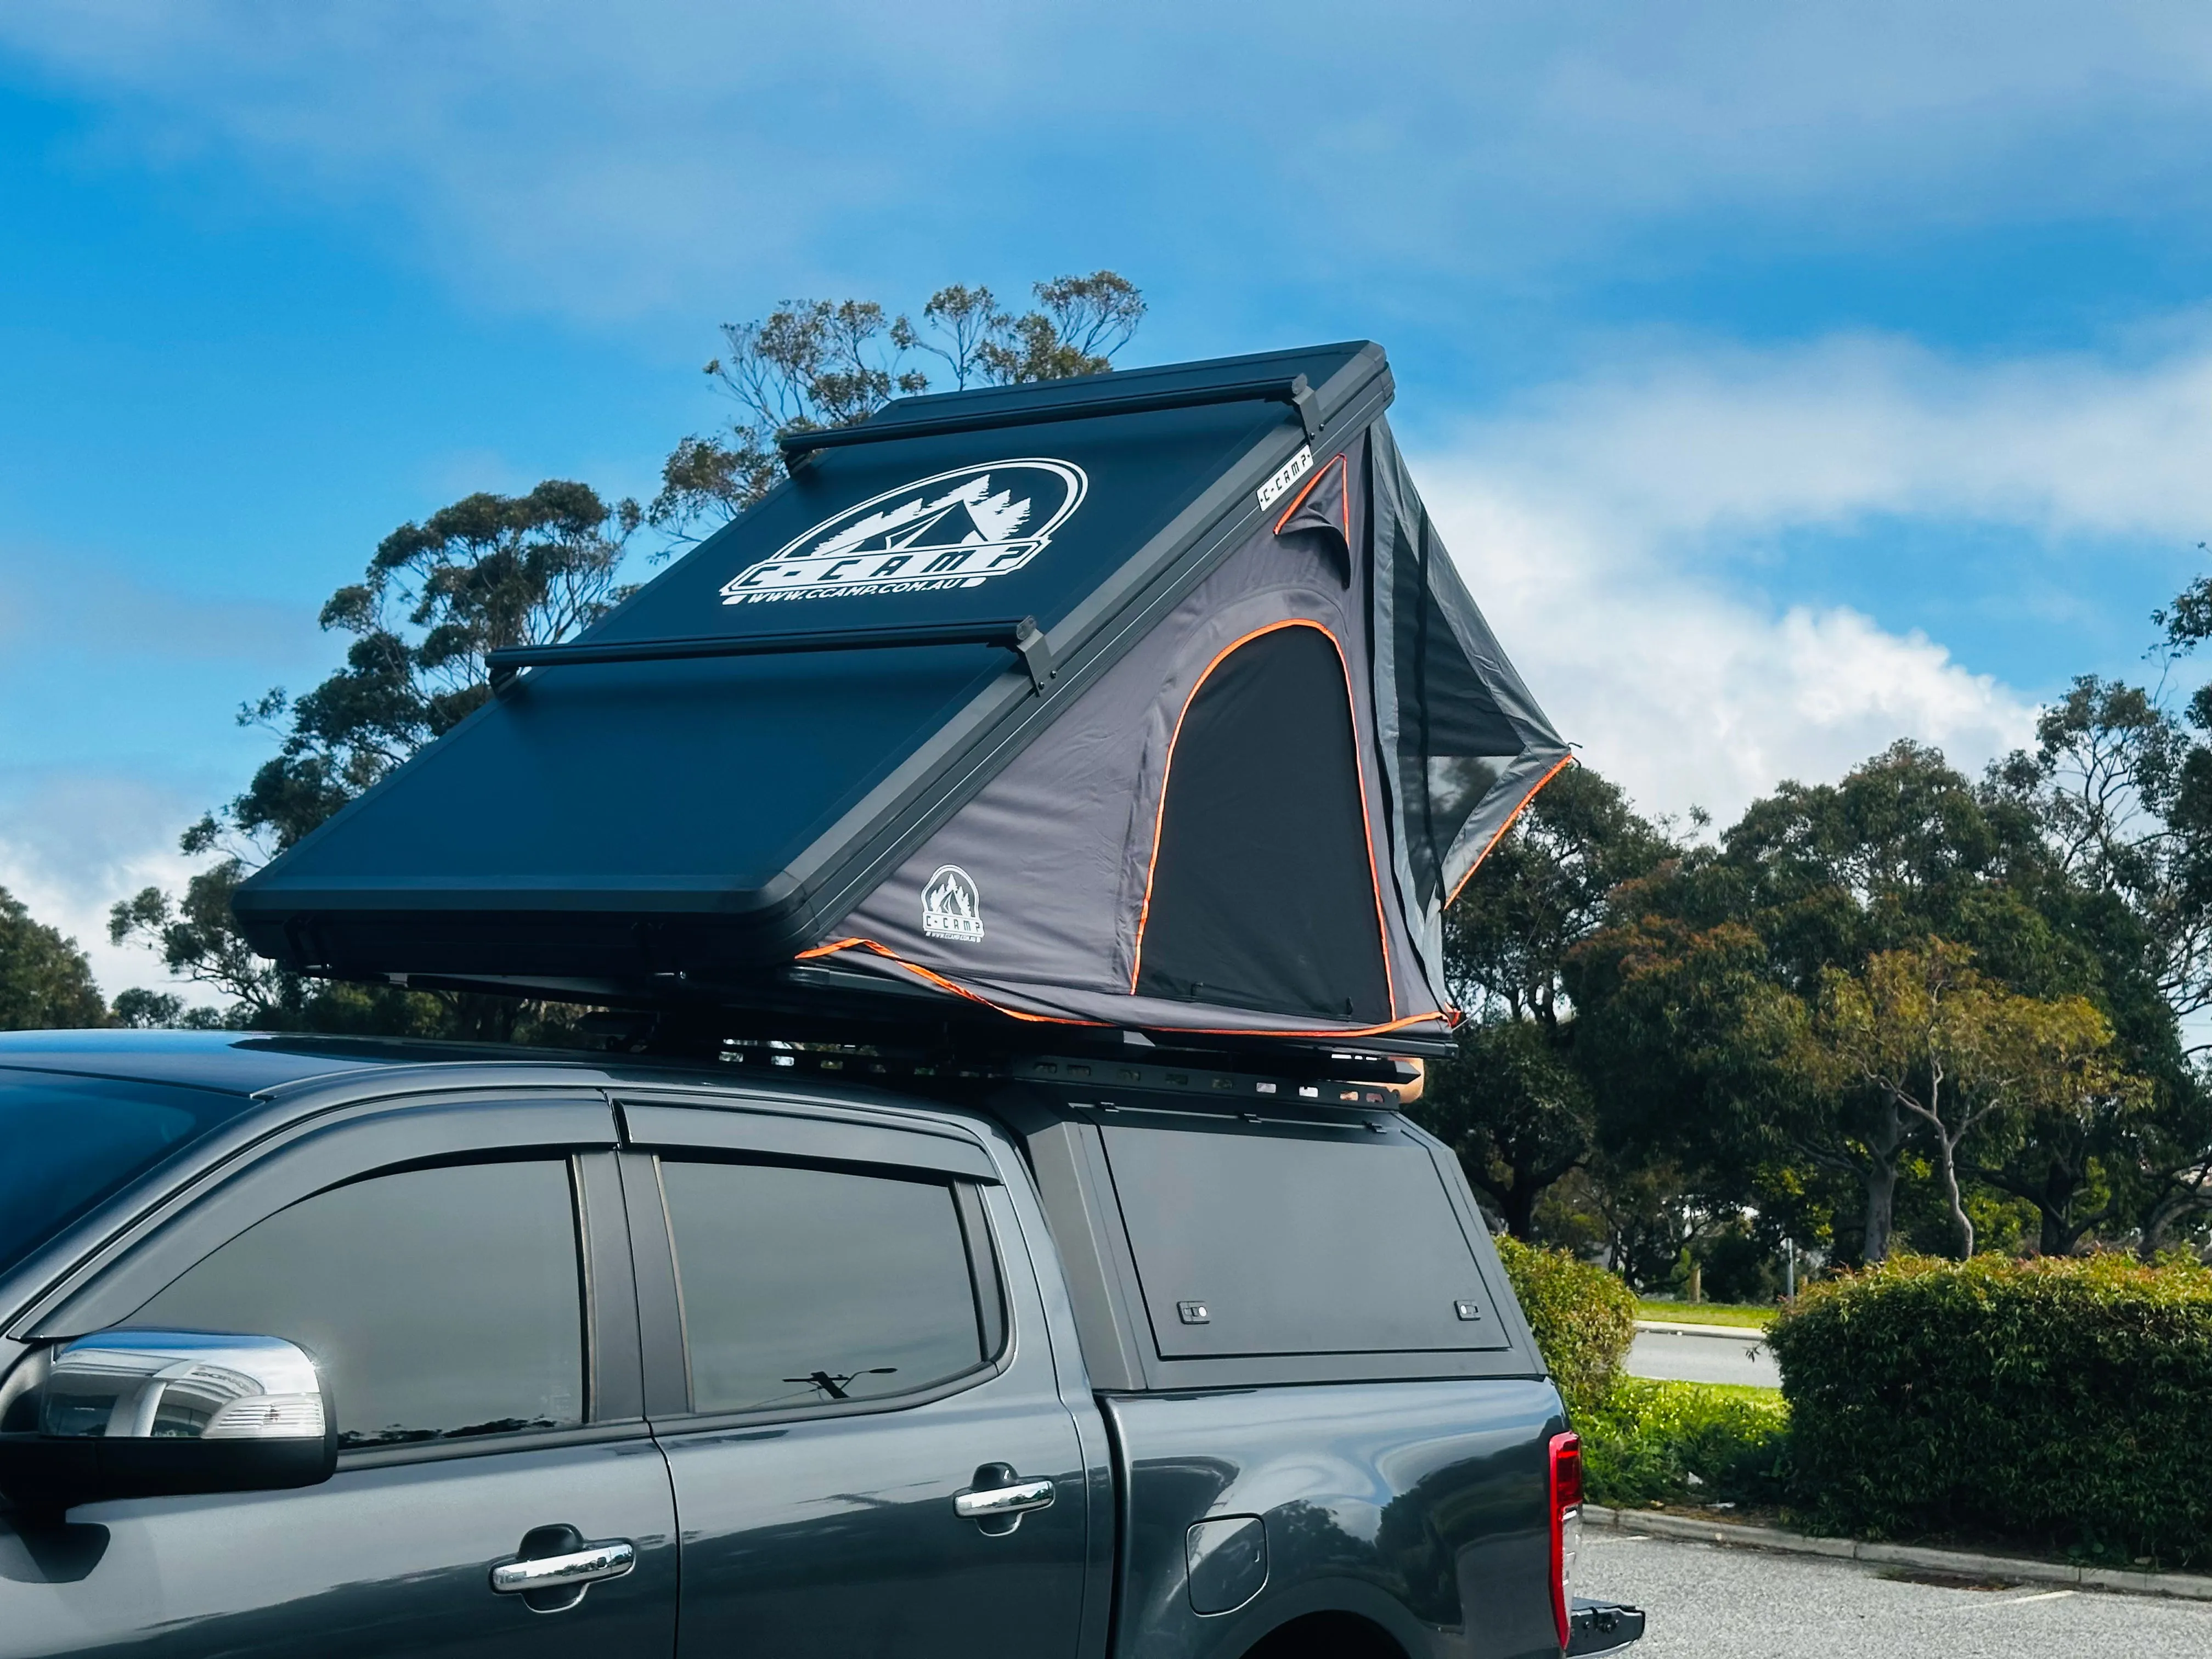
[234,343,1571,1047]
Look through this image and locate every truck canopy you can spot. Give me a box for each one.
[235,342,1568,1046]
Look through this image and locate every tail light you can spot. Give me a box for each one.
[1548,1430,1582,1651]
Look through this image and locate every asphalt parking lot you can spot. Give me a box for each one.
[1581,1527,2212,1658]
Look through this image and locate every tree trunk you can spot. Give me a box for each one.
[2141,1180,2210,1260]
[1861,1100,1905,1263]
[1500,1179,1540,1242]
[1934,1132,1975,1258]
[2036,1160,2076,1257]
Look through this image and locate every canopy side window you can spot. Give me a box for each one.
[1097,1121,1512,1359]
[1132,622,1392,1023]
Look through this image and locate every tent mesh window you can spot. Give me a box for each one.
[1133,623,1391,1022]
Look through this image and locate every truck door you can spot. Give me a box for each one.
[0,1097,675,1659]
[617,1097,1088,1659]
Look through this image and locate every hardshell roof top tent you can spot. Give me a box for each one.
[235,343,1570,1053]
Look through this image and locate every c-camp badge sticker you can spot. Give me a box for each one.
[721,459,1088,606]
[921,865,984,944]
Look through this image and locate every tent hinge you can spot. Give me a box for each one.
[486,618,1050,696]
[780,373,1330,460]
[1013,617,1055,694]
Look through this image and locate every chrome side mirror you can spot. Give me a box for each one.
[0,1331,336,1510]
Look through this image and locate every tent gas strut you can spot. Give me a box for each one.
[487,617,1056,697]
[778,373,1323,460]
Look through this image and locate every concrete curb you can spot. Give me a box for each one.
[1632,1319,1770,1341]
[1584,1504,2212,1602]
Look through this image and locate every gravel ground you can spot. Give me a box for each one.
[1623,1329,1779,1387]
[1579,1526,2212,1658]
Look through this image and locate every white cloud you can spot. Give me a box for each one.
[1409,323,2212,823]
[1464,329,2212,546]
[0,770,224,1012]
[1421,472,2037,824]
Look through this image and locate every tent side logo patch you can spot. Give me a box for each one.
[921,865,985,944]
[721,459,1089,605]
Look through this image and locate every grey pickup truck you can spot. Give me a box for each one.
[0,1029,1643,1658]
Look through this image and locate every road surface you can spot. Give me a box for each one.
[1579,1525,2212,1658]
[1624,1323,1780,1387]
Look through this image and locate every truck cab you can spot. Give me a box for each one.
[0,1030,1640,1658]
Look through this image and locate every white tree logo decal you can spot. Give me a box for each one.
[721,459,1088,606]
[921,865,985,944]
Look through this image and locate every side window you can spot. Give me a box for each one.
[659,1159,991,1414]
[131,1160,585,1448]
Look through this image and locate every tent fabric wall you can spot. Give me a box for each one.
[810,419,1565,1040]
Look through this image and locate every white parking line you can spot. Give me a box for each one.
[2000,1589,2075,1604]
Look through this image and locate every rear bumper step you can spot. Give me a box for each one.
[1568,1596,1645,1655]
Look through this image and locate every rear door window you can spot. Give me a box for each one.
[131,1159,586,1446]
[657,1159,990,1414]
[1099,1124,1510,1357]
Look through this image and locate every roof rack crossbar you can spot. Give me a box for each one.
[780,372,1322,461]
[489,616,1056,697]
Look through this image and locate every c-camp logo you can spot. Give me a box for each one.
[921,865,984,944]
[1257,444,1313,510]
[720,459,1088,606]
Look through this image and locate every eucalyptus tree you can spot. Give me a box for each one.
[648,273,1145,538]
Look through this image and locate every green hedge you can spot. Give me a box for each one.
[1769,1253,2212,1565]
[1579,1378,1791,1509]
[1494,1235,1638,1416]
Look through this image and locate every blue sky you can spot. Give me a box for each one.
[5,2,2212,1000]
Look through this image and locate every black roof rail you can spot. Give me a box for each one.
[779,373,1323,461]
[487,616,1056,697]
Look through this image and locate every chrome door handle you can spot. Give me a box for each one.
[490,1538,635,1595]
[955,1477,1056,1520]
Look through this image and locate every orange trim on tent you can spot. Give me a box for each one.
[1162,1009,1459,1040]
[1271,452,1350,538]
[1126,618,1396,1019]
[795,938,1113,1026]
[1446,753,1576,906]
[795,938,1452,1040]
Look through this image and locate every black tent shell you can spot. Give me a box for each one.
[235,343,1570,1048]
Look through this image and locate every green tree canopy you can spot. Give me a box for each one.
[0,887,106,1029]
[1807,938,2145,1257]
[1414,764,1673,1237]
[1573,739,2179,1263]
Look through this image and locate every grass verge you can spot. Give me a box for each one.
[1635,1298,1776,1330]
